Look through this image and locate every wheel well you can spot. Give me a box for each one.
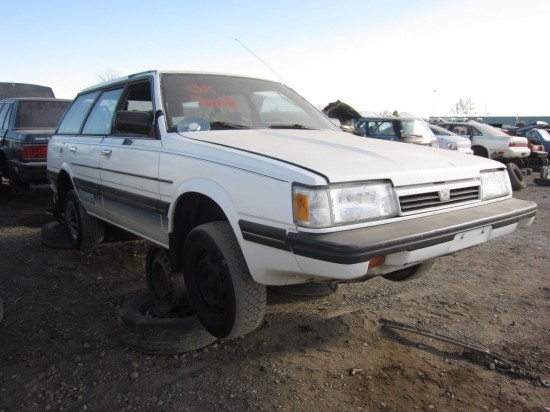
[169,192,228,272]
[472,145,488,157]
[55,170,74,209]
[0,150,9,177]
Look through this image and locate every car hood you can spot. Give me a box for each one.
[180,129,501,186]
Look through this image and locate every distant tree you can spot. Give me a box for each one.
[380,109,398,116]
[97,68,121,82]
[451,98,475,114]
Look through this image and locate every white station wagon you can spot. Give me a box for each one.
[47,70,537,339]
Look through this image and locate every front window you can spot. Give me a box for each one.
[14,100,71,129]
[366,121,397,137]
[160,73,338,133]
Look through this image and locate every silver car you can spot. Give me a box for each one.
[429,124,473,154]
[437,120,530,160]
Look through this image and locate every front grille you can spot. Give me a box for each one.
[399,185,479,213]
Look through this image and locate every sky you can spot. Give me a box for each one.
[2,0,549,118]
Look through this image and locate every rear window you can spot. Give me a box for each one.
[14,100,71,129]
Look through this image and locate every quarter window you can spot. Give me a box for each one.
[57,92,100,134]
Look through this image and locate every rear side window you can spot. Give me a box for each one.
[82,88,124,135]
[451,125,469,136]
[0,103,10,130]
[57,92,100,134]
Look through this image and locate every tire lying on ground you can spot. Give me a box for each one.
[506,163,526,191]
[270,283,338,297]
[41,221,73,249]
[541,166,549,180]
[118,293,217,355]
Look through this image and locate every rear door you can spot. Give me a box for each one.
[48,91,105,216]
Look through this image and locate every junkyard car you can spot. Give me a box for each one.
[429,123,473,154]
[47,71,537,340]
[353,117,439,147]
[0,98,71,189]
[437,120,530,161]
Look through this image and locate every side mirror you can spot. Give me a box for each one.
[114,111,154,135]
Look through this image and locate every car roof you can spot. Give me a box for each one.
[78,70,279,95]
[0,97,71,103]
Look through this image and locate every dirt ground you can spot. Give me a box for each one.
[0,176,549,412]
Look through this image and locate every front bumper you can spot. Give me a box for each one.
[240,198,536,272]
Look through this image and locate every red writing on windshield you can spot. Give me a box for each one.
[191,95,237,110]
[187,85,215,94]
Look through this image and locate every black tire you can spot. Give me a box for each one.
[472,146,488,158]
[118,293,217,355]
[541,166,549,180]
[506,163,526,191]
[41,221,73,249]
[270,283,338,297]
[64,189,105,253]
[146,246,188,313]
[183,222,266,339]
[511,157,525,168]
[534,177,550,187]
[524,168,533,176]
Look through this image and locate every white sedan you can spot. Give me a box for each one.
[429,124,473,154]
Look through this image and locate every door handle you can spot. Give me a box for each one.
[101,148,112,156]
[69,146,77,152]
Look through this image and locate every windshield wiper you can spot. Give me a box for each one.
[269,124,317,130]
[209,121,249,130]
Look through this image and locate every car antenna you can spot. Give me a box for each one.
[235,38,287,85]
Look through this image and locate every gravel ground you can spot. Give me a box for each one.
[0,176,549,411]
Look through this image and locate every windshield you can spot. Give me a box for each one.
[160,73,338,133]
[400,119,434,138]
[535,129,550,141]
[15,100,70,128]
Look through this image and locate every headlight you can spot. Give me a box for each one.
[446,142,458,150]
[480,170,511,200]
[293,183,398,228]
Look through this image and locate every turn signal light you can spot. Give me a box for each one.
[369,256,386,268]
[293,193,310,222]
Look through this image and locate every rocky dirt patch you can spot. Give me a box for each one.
[0,177,549,411]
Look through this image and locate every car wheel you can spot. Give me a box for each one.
[472,146,488,158]
[64,189,105,253]
[506,163,526,191]
[511,157,525,168]
[183,221,266,339]
[118,293,217,355]
[270,283,338,297]
[146,246,188,313]
[41,221,73,249]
